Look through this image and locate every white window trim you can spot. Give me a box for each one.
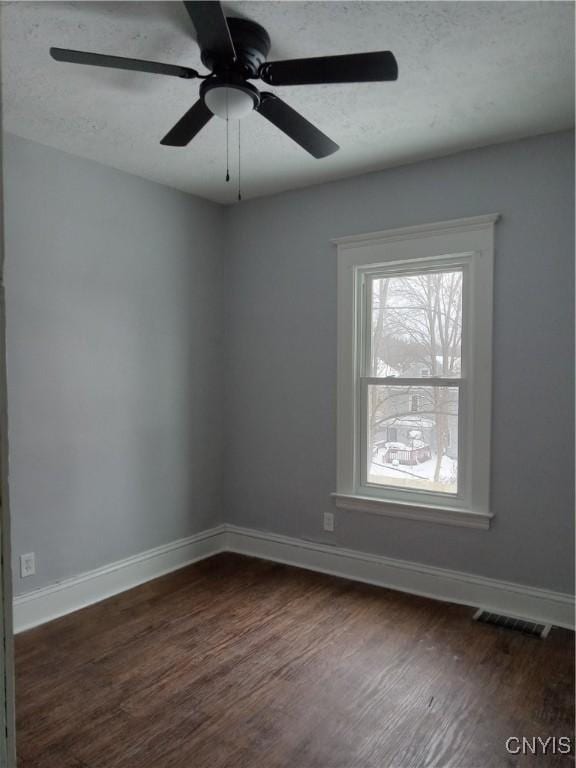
[332,214,499,530]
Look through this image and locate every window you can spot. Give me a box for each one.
[333,215,498,529]
[369,270,461,494]
[410,394,422,413]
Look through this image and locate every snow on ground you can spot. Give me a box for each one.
[369,453,457,493]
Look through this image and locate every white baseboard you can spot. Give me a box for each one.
[224,525,575,630]
[13,525,226,633]
[14,523,574,633]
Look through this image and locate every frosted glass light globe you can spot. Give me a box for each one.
[204,85,255,119]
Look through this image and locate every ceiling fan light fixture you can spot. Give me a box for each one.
[202,81,259,120]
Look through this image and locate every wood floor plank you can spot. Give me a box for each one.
[16,553,575,768]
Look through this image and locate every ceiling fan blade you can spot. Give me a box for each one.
[183,1,236,61]
[259,51,398,86]
[160,99,213,146]
[50,47,198,79]
[256,94,338,159]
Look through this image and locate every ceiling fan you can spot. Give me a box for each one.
[50,1,398,159]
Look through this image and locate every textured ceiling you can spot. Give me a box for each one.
[2,1,574,204]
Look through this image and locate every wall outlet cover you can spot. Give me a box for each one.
[20,553,36,578]
[323,512,335,532]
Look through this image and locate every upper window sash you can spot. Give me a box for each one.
[360,260,470,382]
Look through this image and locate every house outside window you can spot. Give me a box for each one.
[332,215,498,529]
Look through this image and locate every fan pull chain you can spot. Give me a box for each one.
[225,89,230,182]
[237,121,242,201]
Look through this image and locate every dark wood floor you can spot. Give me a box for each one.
[16,553,574,768]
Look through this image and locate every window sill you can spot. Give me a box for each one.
[331,493,492,530]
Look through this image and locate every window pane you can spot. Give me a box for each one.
[371,270,462,377]
[367,385,459,494]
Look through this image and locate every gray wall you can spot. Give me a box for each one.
[4,134,225,595]
[224,130,575,594]
[4,130,573,598]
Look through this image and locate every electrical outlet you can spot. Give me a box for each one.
[323,511,335,532]
[20,552,35,578]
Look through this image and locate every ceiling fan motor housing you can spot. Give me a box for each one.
[201,17,271,78]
